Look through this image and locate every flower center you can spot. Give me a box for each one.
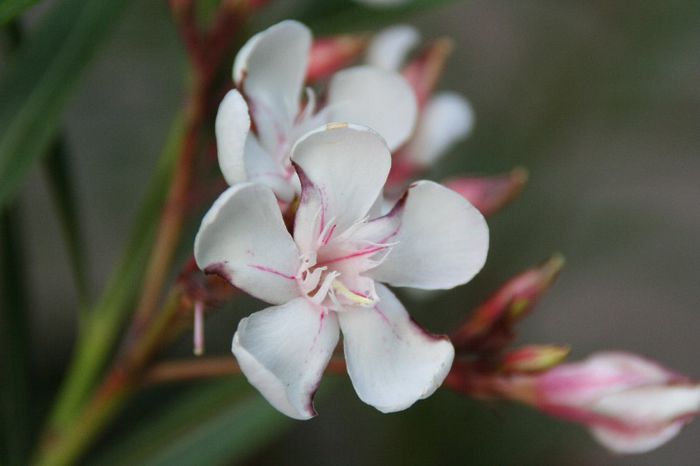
[296,253,375,310]
[295,217,394,311]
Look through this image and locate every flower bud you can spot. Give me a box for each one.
[443,168,528,217]
[501,345,570,373]
[530,352,700,454]
[402,38,453,108]
[452,255,564,352]
[306,35,369,82]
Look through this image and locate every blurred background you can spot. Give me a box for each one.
[2,0,699,464]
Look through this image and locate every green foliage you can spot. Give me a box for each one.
[0,0,38,25]
[93,380,290,466]
[0,0,132,210]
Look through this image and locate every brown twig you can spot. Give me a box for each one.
[142,357,348,386]
[169,0,206,71]
[129,1,244,335]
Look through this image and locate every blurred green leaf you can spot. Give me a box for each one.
[0,206,33,466]
[0,0,132,210]
[297,0,465,33]
[43,137,90,312]
[93,380,291,466]
[0,0,38,25]
[48,114,183,430]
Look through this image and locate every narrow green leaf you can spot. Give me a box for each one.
[0,0,133,210]
[0,206,33,466]
[47,114,183,431]
[0,0,38,26]
[43,136,91,313]
[298,0,465,34]
[92,380,291,466]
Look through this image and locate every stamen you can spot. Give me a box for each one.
[332,280,375,307]
[309,271,340,304]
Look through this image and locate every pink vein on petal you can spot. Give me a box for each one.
[321,224,337,246]
[248,264,296,280]
[375,305,403,341]
[310,310,326,350]
[318,245,388,267]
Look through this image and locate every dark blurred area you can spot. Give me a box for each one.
[8,0,700,464]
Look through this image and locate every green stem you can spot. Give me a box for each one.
[44,114,182,433]
[34,291,184,466]
[130,77,206,332]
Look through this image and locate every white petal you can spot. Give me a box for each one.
[594,385,700,426]
[369,180,489,289]
[235,20,311,123]
[339,284,454,413]
[291,124,391,252]
[328,66,417,150]
[215,90,251,185]
[590,422,685,454]
[243,134,297,203]
[233,31,261,86]
[194,183,300,304]
[403,92,474,167]
[232,298,339,419]
[366,25,420,71]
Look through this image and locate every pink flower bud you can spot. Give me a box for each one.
[306,35,369,82]
[452,255,564,352]
[531,352,700,454]
[402,38,453,109]
[443,168,528,217]
[501,345,570,373]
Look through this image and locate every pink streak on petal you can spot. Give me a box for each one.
[321,224,337,246]
[310,310,327,350]
[374,305,403,341]
[318,245,387,267]
[248,264,296,280]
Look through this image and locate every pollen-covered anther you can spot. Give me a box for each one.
[331,280,375,307]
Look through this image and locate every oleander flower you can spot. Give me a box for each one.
[528,352,700,453]
[216,20,417,203]
[195,124,489,419]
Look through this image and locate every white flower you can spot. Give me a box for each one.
[216,20,418,203]
[195,124,489,419]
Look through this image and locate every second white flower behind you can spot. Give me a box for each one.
[195,124,489,419]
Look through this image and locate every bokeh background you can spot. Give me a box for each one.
[3,0,699,464]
